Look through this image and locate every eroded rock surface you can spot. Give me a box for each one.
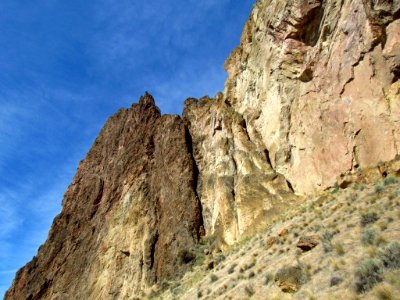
[183,95,296,247]
[224,0,400,193]
[5,94,203,299]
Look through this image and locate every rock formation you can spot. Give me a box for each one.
[224,0,400,194]
[6,0,399,298]
[5,94,203,299]
[183,95,296,247]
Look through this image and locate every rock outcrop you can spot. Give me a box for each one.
[224,0,400,193]
[183,94,296,247]
[5,94,203,299]
[6,0,399,298]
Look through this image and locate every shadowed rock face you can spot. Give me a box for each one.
[5,93,203,299]
[224,0,400,194]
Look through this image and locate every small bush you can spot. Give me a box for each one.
[321,230,334,253]
[178,249,196,264]
[215,253,226,264]
[375,235,387,246]
[322,230,334,241]
[378,221,388,231]
[244,285,255,297]
[330,275,343,287]
[355,184,365,191]
[227,263,237,274]
[360,212,379,227]
[210,274,218,282]
[361,229,376,246]
[384,176,397,186]
[248,271,255,278]
[388,191,399,200]
[379,242,400,269]
[373,283,395,300]
[333,243,345,255]
[375,184,384,194]
[354,259,382,293]
[275,265,308,293]
[264,272,273,285]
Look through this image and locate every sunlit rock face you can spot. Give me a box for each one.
[224,0,400,194]
[183,94,296,248]
[5,94,203,299]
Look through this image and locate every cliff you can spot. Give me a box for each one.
[5,0,399,299]
[224,0,400,194]
[6,95,203,299]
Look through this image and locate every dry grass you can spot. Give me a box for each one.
[155,170,400,300]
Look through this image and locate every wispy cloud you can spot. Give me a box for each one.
[0,196,22,240]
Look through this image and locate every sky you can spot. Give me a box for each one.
[0,0,254,296]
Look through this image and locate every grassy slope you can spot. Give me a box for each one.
[147,171,400,300]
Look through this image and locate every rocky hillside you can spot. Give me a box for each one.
[156,161,400,299]
[5,0,399,299]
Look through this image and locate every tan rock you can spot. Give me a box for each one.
[296,235,319,251]
[224,0,400,194]
[278,228,289,237]
[266,236,278,249]
[183,96,297,248]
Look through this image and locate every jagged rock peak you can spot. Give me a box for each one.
[5,94,203,299]
[137,91,157,108]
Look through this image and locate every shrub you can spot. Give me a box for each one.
[275,265,308,293]
[379,242,400,269]
[360,212,379,227]
[378,221,388,231]
[375,184,384,194]
[354,259,382,293]
[388,191,399,200]
[361,229,376,246]
[244,285,255,297]
[321,230,334,253]
[264,272,273,285]
[178,249,196,264]
[333,243,345,255]
[355,184,365,191]
[384,176,397,186]
[210,274,218,282]
[227,263,237,274]
[215,253,226,264]
[373,283,395,300]
[375,235,387,246]
[330,275,343,287]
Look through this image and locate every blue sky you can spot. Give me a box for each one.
[0,0,253,296]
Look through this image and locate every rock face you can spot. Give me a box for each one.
[6,0,400,298]
[5,94,203,299]
[183,94,296,247]
[224,0,400,193]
